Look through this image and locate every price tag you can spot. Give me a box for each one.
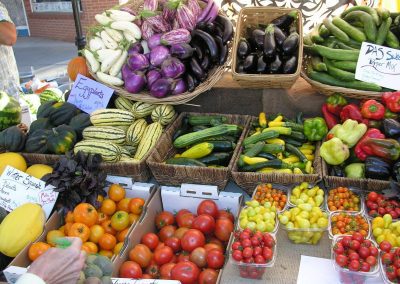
[355,42,400,90]
[67,74,114,114]
[0,166,58,218]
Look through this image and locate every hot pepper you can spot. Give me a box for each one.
[385,109,399,119]
[322,103,339,130]
[329,119,368,148]
[382,91,400,113]
[360,99,385,120]
[362,138,400,160]
[340,104,364,123]
[354,128,385,161]
[303,117,328,141]
[326,93,348,115]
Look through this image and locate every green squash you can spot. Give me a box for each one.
[25,129,50,153]
[0,126,26,152]
[49,102,80,126]
[69,113,92,140]
[29,118,52,134]
[47,125,77,154]
[37,100,57,119]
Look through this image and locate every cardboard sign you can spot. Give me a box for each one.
[355,42,400,90]
[67,74,114,114]
[0,166,57,218]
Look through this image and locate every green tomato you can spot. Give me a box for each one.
[247,207,256,217]
[240,218,248,228]
[265,222,275,232]
[247,221,256,231]
[256,221,267,232]
[254,207,261,214]
[286,222,295,229]
[279,215,289,225]
[264,202,272,209]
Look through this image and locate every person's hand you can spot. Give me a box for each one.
[28,237,86,284]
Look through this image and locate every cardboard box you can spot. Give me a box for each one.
[113,183,243,281]
[3,177,157,284]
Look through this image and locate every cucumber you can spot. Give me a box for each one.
[208,141,236,152]
[330,60,357,72]
[199,152,231,166]
[321,36,338,48]
[310,24,324,43]
[304,34,313,46]
[286,143,308,163]
[376,17,392,45]
[343,11,377,42]
[244,141,265,157]
[257,152,277,160]
[332,16,366,43]
[210,118,223,126]
[325,58,356,81]
[243,131,279,147]
[340,5,380,26]
[312,45,360,61]
[335,41,358,50]
[377,8,391,20]
[166,157,207,167]
[311,56,327,72]
[240,159,290,172]
[188,115,227,126]
[319,24,330,38]
[323,18,350,43]
[386,31,400,49]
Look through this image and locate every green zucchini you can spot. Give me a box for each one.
[332,16,366,43]
[257,152,276,160]
[260,144,284,154]
[200,135,237,143]
[287,131,306,142]
[323,18,350,43]
[199,152,231,166]
[281,137,302,147]
[166,157,206,167]
[210,119,223,126]
[243,131,279,147]
[243,141,265,157]
[188,115,227,126]
[207,141,236,152]
[376,16,392,45]
[377,8,391,20]
[325,58,356,81]
[330,60,357,72]
[192,125,209,132]
[240,159,291,172]
[311,56,328,72]
[173,117,189,141]
[286,144,308,163]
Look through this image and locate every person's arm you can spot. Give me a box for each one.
[0,3,16,46]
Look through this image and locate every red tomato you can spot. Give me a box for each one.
[358,247,370,259]
[232,250,243,261]
[351,232,364,243]
[380,241,393,253]
[176,209,191,226]
[253,246,262,257]
[141,274,152,279]
[333,243,344,255]
[160,263,176,280]
[367,192,378,202]
[181,229,206,252]
[378,207,387,216]
[204,243,223,253]
[189,247,207,268]
[214,218,234,242]
[348,252,359,261]
[197,200,219,219]
[393,258,400,268]
[171,261,200,284]
[349,259,360,271]
[361,239,372,248]
[208,237,224,248]
[129,244,153,268]
[119,261,143,278]
[369,246,379,257]
[145,260,160,278]
[254,255,266,264]
[263,233,275,248]
[382,252,395,265]
[341,236,352,248]
[396,267,400,278]
[159,225,177,242]
[349,240,360,251]
[242,247,253,259]
[154,246,174,266]
[178,252,190,262]
[198,268,219,284]
[335,254,348,267]
[390,211,399,219]
[386,265,397,281]
[192,214,216,235]
[174,227,190,239]
[165,237,181,253]
[177,213,196,228]
[262,247,273,262]
[217,210,234,222]
[141,233,159,251]
[360,262,370,272]
[155,211,175,229]
[206,249,225,269]
[366,255,377,266]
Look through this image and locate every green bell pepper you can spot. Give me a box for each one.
[303,117,328,141]
[329,119,367,148]
[320,137,350,165]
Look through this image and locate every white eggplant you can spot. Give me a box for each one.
[100,49,122,73]
[111,21,141,40]
[116,72,122,79]
[107,10,135,22]
[123,31,137,44]
[141,40,150,54]
[96,48,118,62]
[95,14,112,25]
[109,50,128,77]
[89,37,105,52]
[104,27,124,43]
[83,49,100,73]
[96,71,124,86]
[100,31,118,49]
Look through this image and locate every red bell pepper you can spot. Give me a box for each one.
[360,99,385,120]
[362,138,400,161]
[382,92,400,113]
[354,128,385,161]
[326,93,348,115]
[322,103,339,130]
[340,104,364,123]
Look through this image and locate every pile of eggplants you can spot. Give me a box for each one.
[236,10,299,75]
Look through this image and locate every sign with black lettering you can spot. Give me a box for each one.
[356,42,400,90]
[67,74,114,114]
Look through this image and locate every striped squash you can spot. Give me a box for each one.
[82,126,126,145]
[134,122,163,160]
[123,144,137,155]
[126,119,147,146]
[120,157,140,163]
[115,97,134,111]
[131,102,156,118]
[90,109,134,126]
[74,140,122,162]
[151,105,175,126]
[114,125,130,132]
[120,146,132,157]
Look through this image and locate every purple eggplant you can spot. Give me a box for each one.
[143,0,158,11]
[162,5,176,23]
[121,64,133,80]
[191,29,218,62]
[172,78,187,95]
[145,14,170,33]
[189,57,206,81]
[256,56,267,73]
[271,10,298,30]
[148,33,162,50]
[141,20,155,40]
[150,78,173,97]
[185,73,196,92]
[215,15,233,44]
[128,53,150,71]
[274,25,287,46]
[282,32,299,55]
[237,38,250,59]
[190,41,204,61]
[146,69,162,87]
[188,0,201,19]
[252,29,265,48]
[161,29,191,45]
[213,35,227,65]
[150,45,171,67]
[268,54,282,74]
[128,42,144,56]
[177,4,196,31]
[243,54,257,73]
[197,0,218,23]
[200,53,211,70]
[161,57,186,78]
[125,71,147,93]
[283,56,297,74]
[263,24,276,59]
[170,43,194,59]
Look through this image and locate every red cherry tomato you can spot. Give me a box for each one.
[348,259,360,271]
[348,252,360,261]
[358,247,370,259]
[360,262,370,272]
[232,250,243,261]
[382,252,395,265]
[335,254,348,268]
[365,255,377,267]
[367,192,378,202]
[380,241,393,253]
[369,246,379,257]
[262,247,273,262]
[242,247,253,258]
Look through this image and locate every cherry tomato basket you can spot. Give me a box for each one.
[328,211,371,240]
[325,187,365,215]
[250,183,290,214]
[237,206,279,236]
[331,235,380,283]
[229,232,277,280]
[379,248,399,284]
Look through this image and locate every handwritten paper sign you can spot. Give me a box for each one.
[356,42,400,90]
[67,74,114,114]
[0,166,58,218]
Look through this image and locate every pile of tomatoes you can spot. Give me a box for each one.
[330,212,369,237]
[119,200,235,284]
[29,184,145,261]
[380,241,400,282]
[231,229,275,279]
[327,187,360,212]
[333,232,378,273]
[365,192,400,219]
[253,183,287,211]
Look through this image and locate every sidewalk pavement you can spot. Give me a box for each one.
[13,37,77,82]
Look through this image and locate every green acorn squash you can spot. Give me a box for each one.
[47,125,77,154]
[37,100,57,119]
[69,113,92,139]
[29,118,52,134]
[25,129,50,153]
[0,126,26,152]
[49,102,80,126]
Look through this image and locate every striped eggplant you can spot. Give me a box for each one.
[188,0,201,19]
[141,20,155,40]
[162,6,176,23]
[197,0,218,23]
[147,15,170,33]
[161,29,191,45]
[177,4,196,30]
[173,19,180,30]
[143,0,158,11]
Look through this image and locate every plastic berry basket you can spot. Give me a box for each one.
[328,211,371,240]
[325,187,365,215]
[379,248,399,284]
[250,183,291,214]
[237,206,279,236]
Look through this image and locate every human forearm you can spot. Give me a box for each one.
[0,22,16,46]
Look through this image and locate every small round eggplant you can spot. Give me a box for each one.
[268,55,282,74]
[282,56,297,74]
[282,32,299,55]
[237,38,251,59]
[236,61,245,73]
[263,24,276,59]
[256,56,268,73]
[243,53,258,73]
[252,29,265,48]
[274,25,287,46]
[247,37,258,52]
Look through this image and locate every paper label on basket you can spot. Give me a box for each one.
[355,42,400,90]
[0,166,57,219]
[67,74,114,114]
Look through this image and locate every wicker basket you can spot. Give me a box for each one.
[231,117,323,196]
[147,112,251,189]
[231,7,303,89]
[86,1,232,105]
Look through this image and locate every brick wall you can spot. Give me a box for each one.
[24,0,119,42]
